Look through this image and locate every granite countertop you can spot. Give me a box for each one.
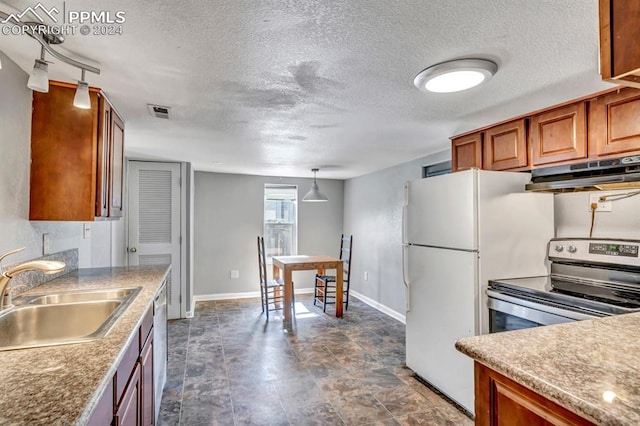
[455,313,640,426]
[0,265,170,425]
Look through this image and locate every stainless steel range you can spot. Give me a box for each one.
[487,238,640,333]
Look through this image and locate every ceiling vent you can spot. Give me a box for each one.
[147,104,171,119]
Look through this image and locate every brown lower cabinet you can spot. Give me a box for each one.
[474,362,595,426]
[88,305,154,426]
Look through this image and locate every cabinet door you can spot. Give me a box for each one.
[140,330,155,426]
[599,0,640,88]
[530,102,587,166]
[109,110,125,218]
[452,132,482,172]
[30,82,99,221]
[589,89,640,158]
[96,97,112,218]
[116,363,141,426]
[475,363,595,426]
[483,119,528,170]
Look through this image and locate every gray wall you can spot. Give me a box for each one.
[0,51,112,267]
[193,171,344,296]
[344,150,450,317]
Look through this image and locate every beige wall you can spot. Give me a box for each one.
[0,51,112,267]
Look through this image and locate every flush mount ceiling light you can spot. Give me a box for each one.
[302,168,329,202]
[414,59,498,94]
[0,10,100,108]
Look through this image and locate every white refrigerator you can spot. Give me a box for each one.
[402,168,554,413]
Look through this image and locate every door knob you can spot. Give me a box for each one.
[129,247,137,253]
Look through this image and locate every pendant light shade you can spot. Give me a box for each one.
[303,168,328,202]
[73,70,91,109]
[27,58,49,93]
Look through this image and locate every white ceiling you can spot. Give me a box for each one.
[0,0,613,179]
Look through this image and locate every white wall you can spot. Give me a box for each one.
[193,171,344,297]
[0,51,112,267]
[344,150,450,317]
[555,190,640,239]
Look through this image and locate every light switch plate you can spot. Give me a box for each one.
[230,270,240,279]
[83,223,91,239]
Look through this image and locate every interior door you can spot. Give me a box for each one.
[128,161,182,319]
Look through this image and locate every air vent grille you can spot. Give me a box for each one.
[147,104,171,119]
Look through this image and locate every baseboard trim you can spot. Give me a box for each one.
[350,290,406,324]
[194,287,314,302]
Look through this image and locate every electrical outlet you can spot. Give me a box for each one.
[589,194,612,212]
[230,270,240,279]
[364,271,369,281]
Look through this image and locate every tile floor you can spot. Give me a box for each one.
[158,294,473,425]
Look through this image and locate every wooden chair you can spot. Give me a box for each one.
[314,234,353,312]
[257,236,294,319]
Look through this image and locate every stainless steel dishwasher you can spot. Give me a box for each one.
[153,281,168,422]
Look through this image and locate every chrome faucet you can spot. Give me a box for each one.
[0,248,66,310]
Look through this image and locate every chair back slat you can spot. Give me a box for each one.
[257,236,268,285]
[338,234,353,282]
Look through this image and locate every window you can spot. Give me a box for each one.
[264,185,298,261]
[422,160,452,178]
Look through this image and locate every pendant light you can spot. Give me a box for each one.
[27,46,49,93]
[73,69,91,109]
[302,168,328,202]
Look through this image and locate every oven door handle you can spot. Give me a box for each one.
[487,289,603,324]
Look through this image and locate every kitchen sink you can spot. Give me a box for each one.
[0,287,141,351]
[25,287,139,305]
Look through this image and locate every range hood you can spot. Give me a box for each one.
[525,155,640,192]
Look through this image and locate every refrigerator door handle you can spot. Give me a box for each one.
[402,183,410,244]
[402,243,410,312]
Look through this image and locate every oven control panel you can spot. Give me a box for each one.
[588,243,639,257]
[549,238,640,267]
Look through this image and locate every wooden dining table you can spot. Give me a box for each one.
[272,255,344,322]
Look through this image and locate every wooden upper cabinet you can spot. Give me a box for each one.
[588,88,640,158]
[452,132,482,172]
[483,119,528,171]
[30,81,125,221]
[599,0,640,88]
[530,102,587,166]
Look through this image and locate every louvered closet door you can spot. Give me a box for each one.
[128,161,182,319]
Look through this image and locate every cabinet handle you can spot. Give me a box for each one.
[129,247,137,253]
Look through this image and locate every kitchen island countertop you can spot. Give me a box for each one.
[0,265,170,425]
[455,312,640,425]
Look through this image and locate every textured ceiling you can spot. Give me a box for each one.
[0,0,613,179]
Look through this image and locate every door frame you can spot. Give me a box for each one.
[123,159,193,319]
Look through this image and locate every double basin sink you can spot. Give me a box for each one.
[0,287,141,351]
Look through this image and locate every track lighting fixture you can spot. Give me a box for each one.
[73,69,91,109]
[27,46,49,93]
[0,10,101,108]
[303,168,329,202]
